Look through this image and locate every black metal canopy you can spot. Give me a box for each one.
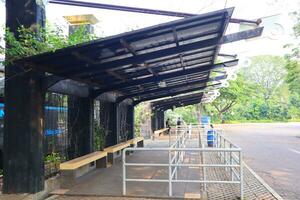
[20,7,262,104]
[151,92,204,111]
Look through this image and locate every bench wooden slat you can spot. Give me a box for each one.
[128,136,144,145]
[60,151,107,170]
[154,128,169,135]
[104,142,130,153]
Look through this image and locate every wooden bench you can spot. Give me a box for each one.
[60,151,107,188]
[128,136,144,148]
[104,142,130,165]
[153,128,169,138]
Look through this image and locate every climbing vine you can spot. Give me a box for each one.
[93,121,106,151]
[0,24,97,64]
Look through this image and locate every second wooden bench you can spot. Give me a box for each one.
[60,151,107,188]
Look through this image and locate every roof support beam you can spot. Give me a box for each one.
[221,27,264,44]
[49,0,261,25]
[120,39,156,76]
[94,53,213,81]
[157,100,202,111]
[152,94,203,108]
[91,60,237,97]
[48,79,90,97]
[116,74,226,102]
[155,99,202,110]
[71,51,97,64]
[60,27,261,78]
[60,37,221,77]
[134,83,221,104]
[120,38,137,56]
[218,53,237,58]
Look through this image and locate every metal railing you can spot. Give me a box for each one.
[122,125,243,198]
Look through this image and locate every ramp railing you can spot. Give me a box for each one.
[122,125,243,198]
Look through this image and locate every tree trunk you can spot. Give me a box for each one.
[219,112,225,124]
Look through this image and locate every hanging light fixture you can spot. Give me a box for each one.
[158,81,167,88]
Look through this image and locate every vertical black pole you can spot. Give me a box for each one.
[4,0,46,193]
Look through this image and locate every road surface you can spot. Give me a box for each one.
[218,123,300,200]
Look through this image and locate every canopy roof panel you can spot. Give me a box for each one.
[151,92,204,111]
[19,7,262,105]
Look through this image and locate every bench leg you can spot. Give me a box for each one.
[96,156,107,168]
[137,140,144,147]
[107,153,114,165]
[60,170,76,189]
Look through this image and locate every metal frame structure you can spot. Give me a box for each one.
[122,125,243,198]
[4,0,263,194]
[19,7,263,104]
[49,0,261,25]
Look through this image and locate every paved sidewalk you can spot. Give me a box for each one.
[49,135,281,200]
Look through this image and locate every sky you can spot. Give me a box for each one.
[1,0,300,62]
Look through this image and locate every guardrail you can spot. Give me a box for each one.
[122,125,243,198]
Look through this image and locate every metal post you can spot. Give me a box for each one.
[239,151,243,199]
[175,125,178,140]
[168,149,172,196]
[230,144,234,181]
[122,149,126,195]
[169,127,171,147]
[203,150,207,191]
[198,127,201,148]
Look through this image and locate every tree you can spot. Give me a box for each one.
[0,24,97,64]
[241,55,286,101]
[165,105,199,124]
[207,74,255,123]
[284,11,300,95]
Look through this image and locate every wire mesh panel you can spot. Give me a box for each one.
[44,92,68,178]
[100,101,116,147]
[118,102,130,142]
[44,92,68,159]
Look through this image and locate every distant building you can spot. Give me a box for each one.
[63,14,99,35]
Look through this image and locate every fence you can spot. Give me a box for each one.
[122,125,243,198]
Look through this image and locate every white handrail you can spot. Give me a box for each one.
[122,126,243,199]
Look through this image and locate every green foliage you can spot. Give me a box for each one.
[44,152,61,164]
[241,55,286,101]
[0,24,97,64]
[134,102,151,136]
[165,105,199,125]
[94,122,106,151]
[284,11,300,95]
[164,53,299,124]
[285,59,300,94]
[200,55,299,123]
[203,74,255,123]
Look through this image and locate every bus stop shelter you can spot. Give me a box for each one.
[3,0,263,194]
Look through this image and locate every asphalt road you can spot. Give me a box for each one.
[218,123,300,200]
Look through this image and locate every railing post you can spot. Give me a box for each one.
[168,149,172,196]
[169,127,171,147]
[175,125,178,140]
[198,127,201,148]
[122,149,126,195]
[230,144,234,181]
[203,149,207,191]
[239,151,243,199]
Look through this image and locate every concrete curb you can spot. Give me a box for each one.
[243,162,283,200]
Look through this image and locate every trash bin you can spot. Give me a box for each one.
[207,130,214,147]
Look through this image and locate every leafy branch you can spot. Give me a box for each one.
[0,24,98,65]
